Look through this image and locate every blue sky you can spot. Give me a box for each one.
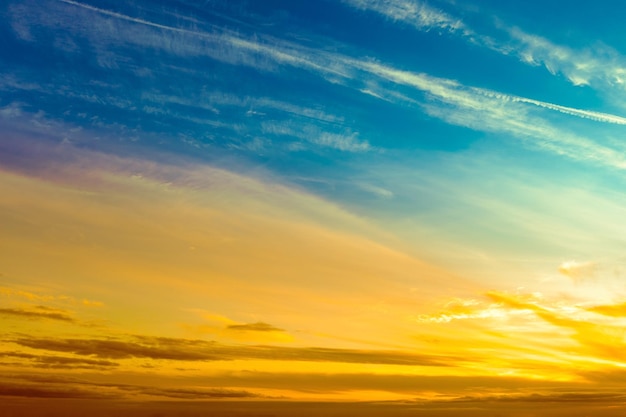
[4,0,626,413]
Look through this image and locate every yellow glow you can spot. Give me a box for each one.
[1,151,625,408]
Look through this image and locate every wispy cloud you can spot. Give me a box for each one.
[0,306,75,322]
[262,122,371,152]
[226,322,285,332]
[0,382,116,399]
[475,89,626,125]
[0,351,118,369]
[0,374,263,400]
[414,297,528,323]
[341,0,626,103]
[506,27,626,90]
[587,302,626,318]
[0,286,103,307]
[343,0,468,35]
[358,60,626,169]
[485,291,626,364]
[558,260,596,282]
[11,0,626,167]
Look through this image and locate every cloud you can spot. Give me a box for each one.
[0,286,55,301]
[475,89,626,126]
[506,27,626,90]
[189,370,582,395]
[10,0,626,169]
[485,291,626,363]
[0,351,118,369]
[558,260,596,281]
[343,0,468,35]
[12,336,220,361]
[0,374,263,401]
[198,92,344,124]
[586,302,626,318]
[342,0,626,98]
[354,60,626,170]
[0,286,103,307]
[0,382,115,399]
[11,335,458,366]
[356,182,394,198]
[227,322,285,332]
[46,0,346,77]
[414,297,527,323]
[261,122,371,152]
[135,387,260,399]
[0,306,74,322]
[444,391,626,404]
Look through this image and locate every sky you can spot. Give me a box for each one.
[3,0,626,415]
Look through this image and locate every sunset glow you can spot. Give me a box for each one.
[3,1,626,416]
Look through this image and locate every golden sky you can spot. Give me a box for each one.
[3,140,626,416]
[5,0,626,415]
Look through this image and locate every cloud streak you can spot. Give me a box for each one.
[9,0,626,168]
[11,335,459,366]
[343,0,468,34]
[226,322,285,332]
[341,0,626,98]
[0,306,74,322]
[0,374,263,400]
[0,351,118,369]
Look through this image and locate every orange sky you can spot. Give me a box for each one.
[5,1,626,411]
[3,140,626,416]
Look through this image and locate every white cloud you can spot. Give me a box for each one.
[505,27,626,91]
[558,261,596,282]
[262,122,371,152]
[356,61,626,170]
[13,0,626,170]
[312,131,371,152]
[341,0,626,104]
[357,182,394,198]
[343,0,468,34]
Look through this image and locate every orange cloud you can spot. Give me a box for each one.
[586,302,626,317]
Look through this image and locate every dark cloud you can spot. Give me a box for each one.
[2,374,262,401]
[11,335,457,366]
[0,351,118,369]
[4,397,626,417]
[0,306,74,322]
[446,391,626,404]
[178,371,584,395]
[227,321,284,332]
[0,382,116,399]
[138,387,260,399]
[3,373,626,416]
[13,337,221,361]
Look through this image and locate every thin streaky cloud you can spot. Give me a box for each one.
[0,307,75,322]
[505,95,626,125]
[342,0,626,98]
[10,1,626,169]
[0,351,118,369]
[506,27,626,90]
[12,335,461,366]
[46,1,626,136]
[343,0,469,34]
[356,61,626,169]
[226,322,285,332]
[57,0,349,78]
